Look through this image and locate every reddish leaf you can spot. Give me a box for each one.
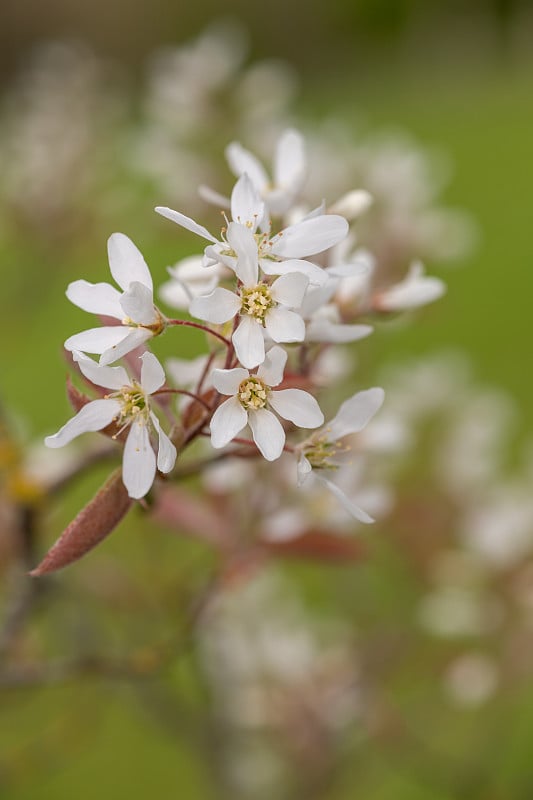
[260,530,366,563]
[66,374,92,413]
[30,469,132,576]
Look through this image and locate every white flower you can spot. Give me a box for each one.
[190,222,309,368]
[297,388,384,522]
[210,345,324,461]
[159,254,225,310]
[155,173,348,286]
[374,261,446,312]
[64,233,164,366]
[45,351,177,499]
[225,128,307,216]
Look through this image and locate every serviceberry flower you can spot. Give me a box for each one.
[373,261,446,312]
[45,351,177,499]
[210,345,324,461]
[297,388,384,522]
[155,173,348,286]
[190,222,309,368]
[64,233,165,366]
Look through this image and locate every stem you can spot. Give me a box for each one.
[166,319,231,348]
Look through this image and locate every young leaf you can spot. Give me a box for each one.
[30,468,132,576]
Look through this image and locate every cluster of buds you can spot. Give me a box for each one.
[38,129,446,574]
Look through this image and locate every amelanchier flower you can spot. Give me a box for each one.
[210,345,324,461]
[64,233,165,366]
[297,388,385,522]
[45,351,177,499]
[155,173,348,286]
[373,261,446,312]
[190,221,309,368]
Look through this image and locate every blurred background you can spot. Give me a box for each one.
[1,1,533,798]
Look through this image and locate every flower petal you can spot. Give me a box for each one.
[259,258,328,286]
[198,184,231,209]
[155,207,218,243]
[315,473,375,523]
[65,326,130,355]
[212,367,249,396]
[270,272,309,307]
[210,397,248,449]
[306,320,373,343]
[327,387,385,440]
[72,351,129,390]
[270,215,349,258]
[232,315,265,369]
[189,287,241,324]
[230,173,265,230]
[150,413,177,473]
[296,453,313,486]
[247,408,285,461]
[274,129,306,192]
[225,141,269,192]
[269,389,324,428]
[257,345,287,387]
[140,352,166,394]
[100,328,152,366]
[45,399,121,448]
[107,233,153,292]
[119,281,156,326]
[122,419,156,499]
[329,190,373,220]
[264,307,305,343]
[66,280,123,318]
[226,222,258,286]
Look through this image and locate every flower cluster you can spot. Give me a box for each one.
[44,128,445,561]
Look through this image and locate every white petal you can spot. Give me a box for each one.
[226,222,258,286]
[306,320,373,343]
[99,328,152,366]
[329,190,373,220]
[232,316,265,369]
[155,206,218,243]
[212,367,249,396]
[150,413,177,473]
[257,345,287,387]
[72,351,129,390]
[210,397,248,449]
[270,272,309,307]
[274,129,306,191]
[140,352,166,394]
[269,389,324,428]
[45,399,121,448]
[270,215,349,258]
[315,474,375,523]
[189,287,240,324]
[107,233,153,292]
[296,453,312,486]
[65,326,130,355]
[120,281,156,325]
[260,258,328,286]
[198,184,231,209]
[264,307,305,343]
[165,355,211,389]
[377,264,446,311]
[66,280,123,318]
[247,409,285,461]
[122,419,157,499]
[225,142,269,192]
[230,173,265,230]
[327,388,385,441]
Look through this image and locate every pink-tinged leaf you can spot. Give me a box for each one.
[260,530,366,563]
[151,486,232,546]
[30,469,132,576]
[66,374,92,413]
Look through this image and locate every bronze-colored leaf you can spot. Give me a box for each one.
[260,530,366,563]
[30,469,132,576]
[66,374,92,413]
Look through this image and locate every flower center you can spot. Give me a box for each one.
[240,284,274,323]
[238,377,269,410]
[106,383,150,438]
[303,434,341,470]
